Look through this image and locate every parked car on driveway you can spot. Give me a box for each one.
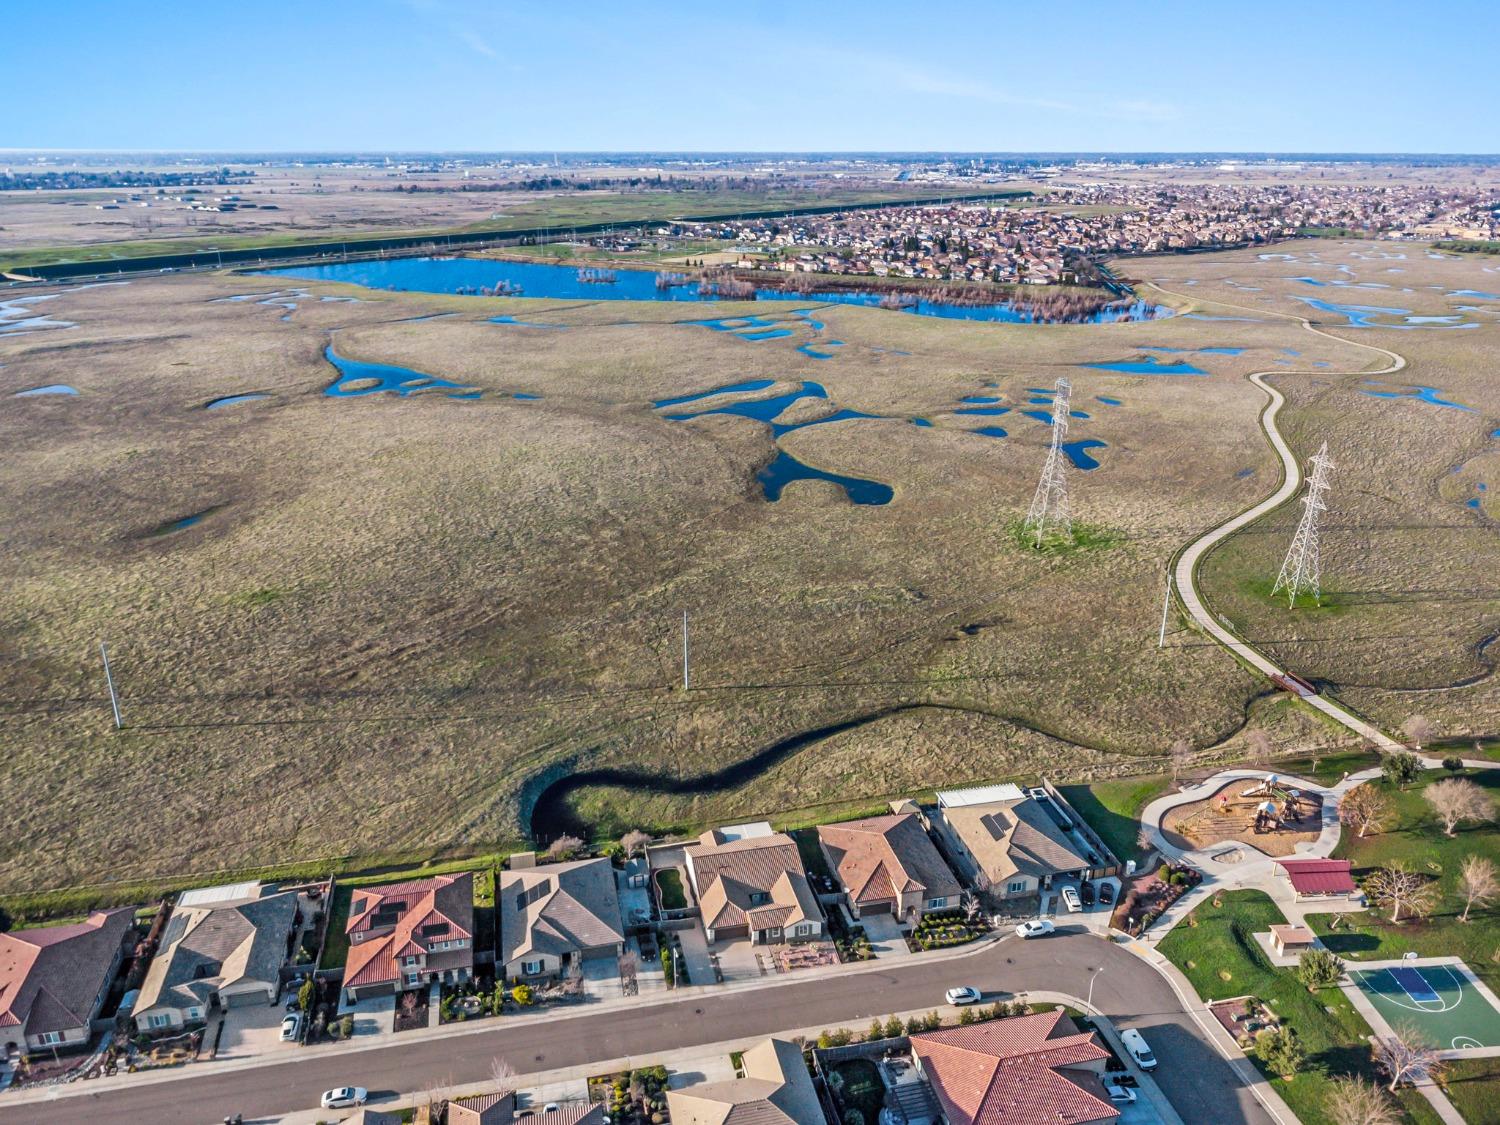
[1061,886,1082,913]
[1015,919,1056,939]
[1103,1078,1137,1103]
[279,1013,301,1042]
[944,986,982,1006]
[1099,881,1115,906]
[1080,881,1095,907]
[321,1088,368,1109]
[1120,1028,1158,1071]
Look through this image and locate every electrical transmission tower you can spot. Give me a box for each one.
[1023,377,1073,547]
[1272,441,1335,607]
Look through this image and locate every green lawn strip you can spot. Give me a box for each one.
[1307,769,1500,993]
[655,868,687,911]
[790,827,838,884]
[1272,748,1385,787]
[1057,773,1167,865]
[1158,889,1433,1124]
[1440,1057,1500,1123]
[318,856,501,971]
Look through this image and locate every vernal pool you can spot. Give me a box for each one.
[323,346,481,399]
[13,384,79,397]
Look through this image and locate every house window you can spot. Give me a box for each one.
[748,891,770,906]
[767,927,782,939]
[926,897,947,909]
[405,972,421,987]
[187,1007,202,1020]
[404,955,420,967]
[148,1013,172,1029]
[522,960,544,976]
[38,1031,64,1046]
[1007,880,1027,895]
[794,924,810,936]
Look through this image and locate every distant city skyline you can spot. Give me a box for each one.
[6,0,1498,153]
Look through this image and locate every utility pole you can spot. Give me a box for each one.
[1158,575,1173,648]
[682,611,690,691]
[1087,965,1105,1011]
[100,642,123,730]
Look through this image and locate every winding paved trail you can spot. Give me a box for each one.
[1148,284,1409,752]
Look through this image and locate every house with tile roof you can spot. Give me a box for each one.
[498,857,624,981]
[342,873,475,1003]
[684,824,824,945]
[667,1037,824,1125]
[134,885,297,1030]
[446,1095,607,1125]
[910,1010,1119,1125]
[932,785,1094,899]
[817,812,963,925]
[0,908,134,1056]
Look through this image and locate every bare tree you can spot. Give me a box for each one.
[544,834,585,862]
[1339,784,1390,839]
[1326,1077,1398,1125]
[1457,854,1499,923]
[1374,1024,1444,1092]
[1365,863,1439,923]
[620,830,651,858]
[1170,738,1194,785]
[1245,729,1274,768]
[489,1055,519,1098]
[1424,778,1494,837]
[1401,715,1435,751]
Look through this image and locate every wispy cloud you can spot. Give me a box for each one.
[459,28,498,58]
[895,70,1076,113]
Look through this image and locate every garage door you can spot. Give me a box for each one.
[860,900,892,915]
[223,985,272,1008]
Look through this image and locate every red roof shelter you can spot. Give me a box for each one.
[1275,858,1356,898]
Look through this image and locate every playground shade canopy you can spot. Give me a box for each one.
[1274,858,1355,896]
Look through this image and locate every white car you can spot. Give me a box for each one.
[944,986,982,1006]
[1061,886,1082,913]
[1103,1079,1137,1104]
[321,1087,369,1109]
[1015,919,1057,939]
[1120,1028,1158,1071]
[279,1013,301,1042]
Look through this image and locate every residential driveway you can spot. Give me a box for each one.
[709,936,764,984]
[336,994,395,1038]
[216,1002,297,1061]
[860,913,914,960]
[578,954,624,1002]
[674,924,717,985]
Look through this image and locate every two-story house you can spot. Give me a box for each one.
[342,873,476,1004]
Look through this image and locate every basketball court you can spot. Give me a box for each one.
[1344,958,1500,1055]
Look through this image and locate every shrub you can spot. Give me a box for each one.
[1443,756,1465,773]
[1158,864,1172,881]
[958,1007,976,1025]
[1296,948,1345,991]
[882,1015,905,1039]
[512,983,534,1007]
[339,1014,353,1038]
[297,979,315,1012]
[1382,752,1422,789]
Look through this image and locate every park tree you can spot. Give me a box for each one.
[1170,738,1194,784]
[1401,715,1435,751]
[1365,863,1439,923]
[1424,778,1494,837]
[1254,1025,1304,1078]
[1245,729,1274,768]
[620,830,651,858]
[1296,947,1345,990]
[1373,1025,1444,1092]
[1457,854,1499,923]
[1325,1077,1397,1125]
[1381,752,1423,790]
[1340,784,1390,839]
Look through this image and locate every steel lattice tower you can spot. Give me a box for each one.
[1272,441,1335,607]
[1024,377,1073,547]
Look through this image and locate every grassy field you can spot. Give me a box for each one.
[0,241,1485,897]
[1307,767,1500,992]
[1159,890,1442,1125]
[1057,774,1168,865]
[1442,1058,1500,1124]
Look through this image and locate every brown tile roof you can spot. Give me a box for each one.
[0,909,133,1037]
[686,834,820,935]
[817,813,962,907]
[137,891,296,1013]
[911,1011,1118,1125]
[447,1091,515,1125]
[667,1038,823,1125]
[943,797,1090,886]
[499,857,623,967]
[344,873,474,989]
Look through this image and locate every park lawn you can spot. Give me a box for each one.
[1159,890,1440,1125]
[1440,1057,1500,1125]
[319,856,500,971]
[1307,768,1500,992]
[1273,748,1384,787]
[1058,774,1168,865]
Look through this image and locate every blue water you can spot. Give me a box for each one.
[1198,347,1244,355]
[1282,349,1300,356]
[1296,297,1479,330]
[689,316,776,331]
[910,418,934,427]
[794,312,826,331]
[490,314,567,329]
[961,395,1001,403]
[1020,409,1053,424]
[13,384,79,396]
[1027,387,1055,395]
[1070,410,1090,419]
[1289,277,1328,286]
[512,392,542,401]
[654,379,776,408]
[1028,396,1053,404]
[970,426,1009,439]
[261,257,1171,324]
[205,393,270,409]
[1236,468,1255,479]
[1095,396,1123,406]
[796,343,839,360]
[1083,358,1208,376]
[737,328,794,341]
[773,408,882,438]
[757,450,893,505]
[663,382,827,425]
[323,346,480,399]
[1139,346,1186,353]
[1061,439,1108,470]
[955,405,1011,416]
[1450,290,1500,299]
[1468,498,1483,510]
[1359,383,1475,412]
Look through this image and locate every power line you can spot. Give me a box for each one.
[1273,441,1336,607]
[1023,376,1073,547]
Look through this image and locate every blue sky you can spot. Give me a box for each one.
[5,0,1497,152]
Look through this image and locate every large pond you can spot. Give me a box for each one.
[261,256,1171,325]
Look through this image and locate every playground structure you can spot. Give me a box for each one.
[1160,776,1323,857]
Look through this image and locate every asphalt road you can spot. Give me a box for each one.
[5,930,1272,1125]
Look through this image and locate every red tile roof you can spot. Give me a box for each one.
[1276,858,1355,895]
[344,873,474,989]
[0,909,133,1038]
[911,1010,1119,1125]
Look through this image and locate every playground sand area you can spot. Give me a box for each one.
[1160,779,1324,856]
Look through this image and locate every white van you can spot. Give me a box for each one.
[1120,1027,1157,1071]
